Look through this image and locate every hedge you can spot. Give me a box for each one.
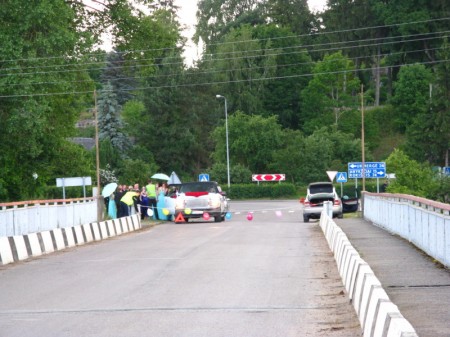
[223,183,297,200]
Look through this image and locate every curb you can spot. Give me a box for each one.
[0,214,141,266]
[319,213,418,337]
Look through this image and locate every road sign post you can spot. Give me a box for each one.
[336,172,347,197]
[348,162,386,194]
[199,173,210,182]
[348,162,386,179]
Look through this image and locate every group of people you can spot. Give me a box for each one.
[105,180,173,220]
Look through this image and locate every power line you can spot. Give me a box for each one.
[1,25,448,74]
[0,46,445,89]
[0,59,447,98]
[0,16,448,66]
[1,30,447,78]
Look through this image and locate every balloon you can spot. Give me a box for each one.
[185,208,192,215]
[203,212,210,220]
[147,209,153,217]
[246,212,253,221]
[225,212,232,220]
[163,208,170,216]
[275,211,282,217]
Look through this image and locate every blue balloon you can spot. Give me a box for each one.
[225,212,232,220]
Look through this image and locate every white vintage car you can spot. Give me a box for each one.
[174,181,229,222]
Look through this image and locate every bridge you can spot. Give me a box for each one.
[0,194,449,336]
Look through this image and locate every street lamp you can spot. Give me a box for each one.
[216,95,230,189]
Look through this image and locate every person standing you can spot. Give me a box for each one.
[139,187,149,220]
[156,184,168,221]
[115,185,125,218]
[146,179,159,220]
[120,186,139,217]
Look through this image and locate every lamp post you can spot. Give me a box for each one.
[216,95,230,189]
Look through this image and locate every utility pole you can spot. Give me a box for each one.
[361,85,365,215]
[361,84,365,193]
[94,90,102,221]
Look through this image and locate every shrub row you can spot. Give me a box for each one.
[223,183,297,200]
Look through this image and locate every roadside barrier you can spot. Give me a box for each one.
[319,213,418,337]
[0,214,141,266]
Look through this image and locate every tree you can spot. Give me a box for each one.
[264,0,315,36]
[269,129,306,183]
[0,1,95,200]
[271,127,362,184]
[295,130,335,183]
[195,0,264,46]
[207,25,279,115]
[390,64,432,132]
[211,111,284,173]
[401,47,450,165]
[101,51,137,106]
[385,149,437,198]
[255,25,313,129]
[300,52,360,132]
[97,82,129,154]
[320,0,385,104]
[209,162,252,185]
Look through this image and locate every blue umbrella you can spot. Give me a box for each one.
[102,182,118,197]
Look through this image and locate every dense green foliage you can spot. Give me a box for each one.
[0,0,448,202]
[385,149,450,202]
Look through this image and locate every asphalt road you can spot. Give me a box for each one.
[0,200,361,337]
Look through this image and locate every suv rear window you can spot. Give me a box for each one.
[179,182,217,193]
[308,183,333,194]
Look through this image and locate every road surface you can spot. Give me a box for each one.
[0,200,361,336]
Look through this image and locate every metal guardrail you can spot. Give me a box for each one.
[0,198,98,237]
[363,192,450,268]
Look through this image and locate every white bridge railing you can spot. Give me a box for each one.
[0,198,98,237]
[363,192,450,268]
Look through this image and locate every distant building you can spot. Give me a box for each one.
[69,137,95,150]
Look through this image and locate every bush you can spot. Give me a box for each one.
[223,183,296,199]
[338,180,381,198]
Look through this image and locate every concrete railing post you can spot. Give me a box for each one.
[323,200,333,218]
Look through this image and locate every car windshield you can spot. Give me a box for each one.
[179,183,217,193]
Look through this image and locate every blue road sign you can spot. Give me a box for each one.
[444,167,450,176]
[336,172,348,183]
[348,162,386,179]
[199,173,210,182]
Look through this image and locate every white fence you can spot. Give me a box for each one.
[0,198,98,237]
[363,192,450,268]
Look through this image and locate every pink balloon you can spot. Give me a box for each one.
[246,212,253,221]
[203,212,210,220]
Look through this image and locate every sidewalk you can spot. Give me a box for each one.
[335,217,450,337]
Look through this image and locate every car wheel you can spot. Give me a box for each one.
[214,215,222,222]
[303,215,309,223]
[337,213,343,219]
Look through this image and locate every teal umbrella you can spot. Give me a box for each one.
[151,173,170,180]
[101,183,118,197]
